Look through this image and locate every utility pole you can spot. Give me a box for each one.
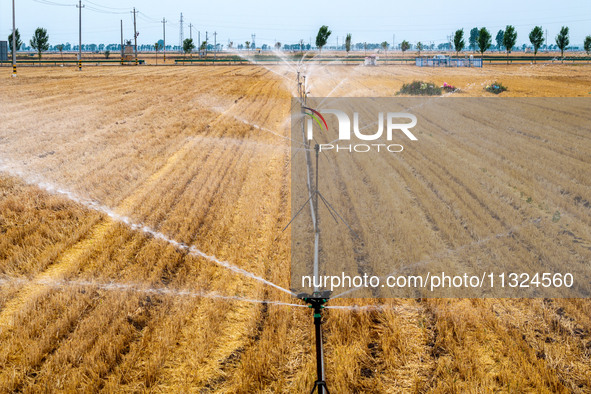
[213,31,217,63]
[179,13,183,53]
[162,18,166,62]
[545,29,548,52]
[132,7,138,65]
[120,19,124,64]
[77,0,84,70]
[189,23,193,40]
[251,33,256,49]
[11,0,16,76]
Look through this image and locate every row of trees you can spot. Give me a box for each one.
[9,28,49,59]
[310,25,590,59]
[7,25,591,60]
[452,25,582,63]
[6,28,204,57]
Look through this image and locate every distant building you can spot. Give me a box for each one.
[0,41,8,61]
[364,55,377,66]
[122,44,134,62]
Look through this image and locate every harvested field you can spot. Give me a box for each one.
[0,64,590,392]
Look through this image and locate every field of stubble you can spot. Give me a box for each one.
[0,63,590,392]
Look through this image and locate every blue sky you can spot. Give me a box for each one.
[1,0,590,48]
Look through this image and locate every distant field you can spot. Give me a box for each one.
[0,64,590,392]
[2,49,591,66]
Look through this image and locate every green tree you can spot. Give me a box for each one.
[454,29,465,57]
[315,25,331,52]
[182,38,195,57]
[104,50,110,59]
[495,29,504,51]
[528,26,544,63]
[381,41,389,55]
[469,27,479,52]
[555,26,569,62]
[345,33,352,55]
[275,42,281,50]
[30,27,49,60]
[477,27,491,58]
[584,35,591,55]
[503,25,517,64]
[416,41,423,57]
[8,28,23,54]
[245,41,250,52]
[56,44,64,63]
[400,40,410,56]
[154,42,160,64]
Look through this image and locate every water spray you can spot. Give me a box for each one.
[0,163,297,299]
[0,276,306,309]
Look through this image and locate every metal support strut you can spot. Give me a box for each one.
[300,292,331,394]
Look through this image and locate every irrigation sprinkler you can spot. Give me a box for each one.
[285,71,331,393]
[299,290,332,394]
[292,172,339,394]
[287,71,359,393]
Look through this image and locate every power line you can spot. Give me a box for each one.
[84,0,130,11]
[32,0,75,7]
[137,14,160,24]
[138,11,160,23]
[85,5,128,15]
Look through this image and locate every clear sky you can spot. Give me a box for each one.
[1,0,590,48]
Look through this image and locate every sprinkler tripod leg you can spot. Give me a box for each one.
[311,381,329,394]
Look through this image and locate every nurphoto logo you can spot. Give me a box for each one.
[303,106,418,153]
